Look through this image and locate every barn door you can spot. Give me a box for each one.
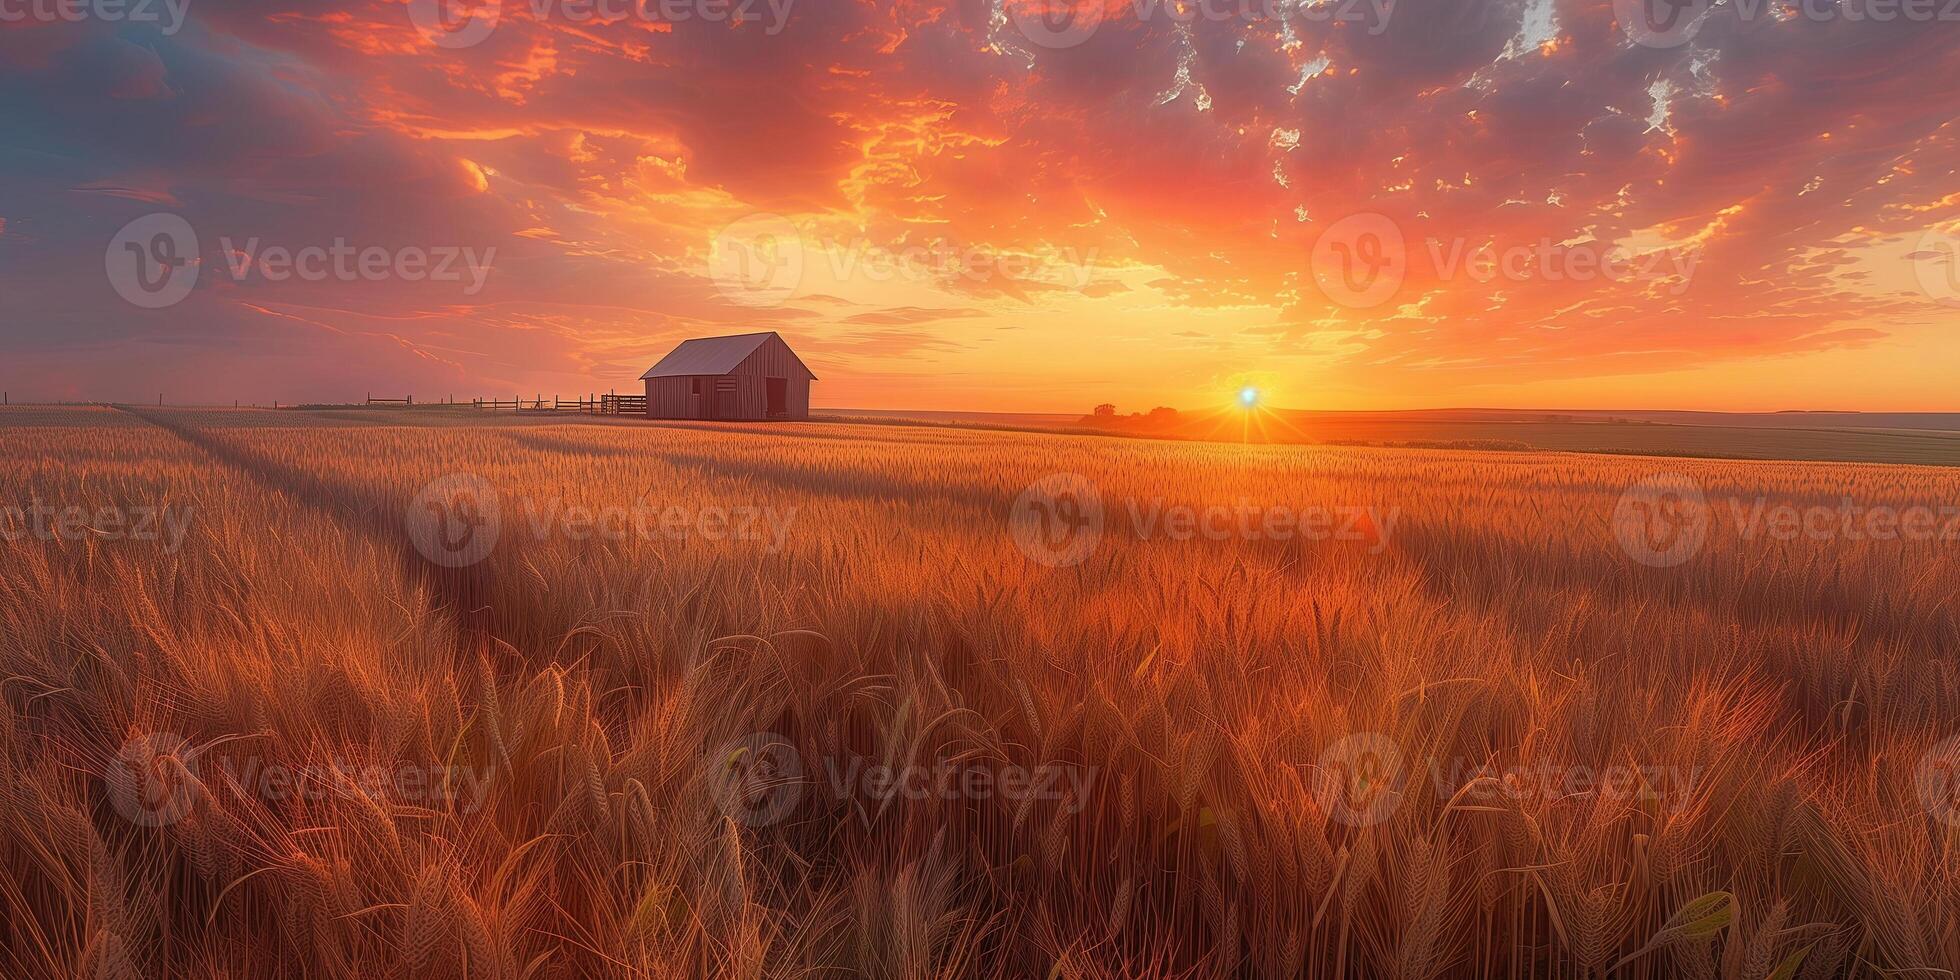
[714,377,738,419]
[766,377,787,418]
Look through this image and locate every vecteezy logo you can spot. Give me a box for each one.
[406,473,502,567]
[705,733,805,827]
[106,213,199,309]
[1614,0,1713,48]
[1008,0,1105,49]
[407,0,502,48]
[1910,228,1960,309]
[1009,472,1104,567]
[105,732,201,827]
[1310,213,1406,309]
[1919,735,1960,828]
[708,213,805,307]
[1312,733,1405,827]
[1613,472,1710,568]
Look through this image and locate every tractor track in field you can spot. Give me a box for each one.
[114,406,503,657]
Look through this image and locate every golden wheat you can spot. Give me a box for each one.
[0,406,1956,977]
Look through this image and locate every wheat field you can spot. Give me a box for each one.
[2,405,1957,978]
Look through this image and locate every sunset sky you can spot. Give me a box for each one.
[1,0,1957,412]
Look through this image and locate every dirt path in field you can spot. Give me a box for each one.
[114,406,502,656]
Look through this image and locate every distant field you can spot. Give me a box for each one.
[826,406,1960,466]
[1295,418,1960,464]
[22,404,1960,465]
[4,406,1959,977]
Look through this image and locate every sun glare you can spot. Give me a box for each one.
[1238,386,1261,408]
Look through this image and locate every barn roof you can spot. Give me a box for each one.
[639,332,815,380]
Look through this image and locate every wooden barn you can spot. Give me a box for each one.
[639,332,816,421]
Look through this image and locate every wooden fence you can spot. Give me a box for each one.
[359,394,645,416]
[469,395,646,415]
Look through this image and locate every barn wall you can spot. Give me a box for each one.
[786,375,810,420]
[730,334,810,382]
[719,376,767,420]
[645,377,706,420]
[732,334,812,419]
[648,376,771,420]
[717,375,810,419]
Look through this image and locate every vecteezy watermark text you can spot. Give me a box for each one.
[1427,757,1702,809]
[822,756,1094,812]
[1615,0,1960,48]
[1009,472,1396,567]
[0,0,188,33]
[1613,471,1960,567]
[405,473,796,568]
[1309,212,1702,309]
[218,238,494,294]
[108,733,494,827]
[530,0,793,29]
[408,0,795,49]
[1002,0,1392,52]
[2,501,193,553]
[516,497,796,550]
[704,732,1094,827]
[1311,732,1702,827]
[105,213,495,309]
[709,212,1101,307]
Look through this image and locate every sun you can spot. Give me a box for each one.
[1238,386,1261,409]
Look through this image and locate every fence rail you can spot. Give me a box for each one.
[602,394,647,415]
[360,393,646,415]
[468,395,646,415]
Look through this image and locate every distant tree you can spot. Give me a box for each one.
[1148,406,1179,420]
[1093,403,1117,418]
